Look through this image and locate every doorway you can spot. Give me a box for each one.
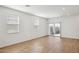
[49,23,61,37]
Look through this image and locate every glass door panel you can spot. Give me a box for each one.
[54,23,60,36]
[49,24,55,35]
[49,23,61,37]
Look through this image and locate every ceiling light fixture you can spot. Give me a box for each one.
[62,8,65,11]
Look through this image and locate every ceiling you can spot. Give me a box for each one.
[3,5,79,18]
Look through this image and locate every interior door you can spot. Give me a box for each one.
[49,23,60,37]
[49,24,55,35]
[54,23,60,36]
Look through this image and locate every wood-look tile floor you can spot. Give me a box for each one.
[0,36,79,53]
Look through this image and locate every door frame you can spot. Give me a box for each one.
[48,22,61,37]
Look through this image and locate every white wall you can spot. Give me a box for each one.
[0,6,48,48]
[48,15,79,39]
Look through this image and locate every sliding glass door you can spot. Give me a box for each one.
[49,23,61,37]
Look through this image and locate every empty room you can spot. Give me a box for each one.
[0,5,79,53]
